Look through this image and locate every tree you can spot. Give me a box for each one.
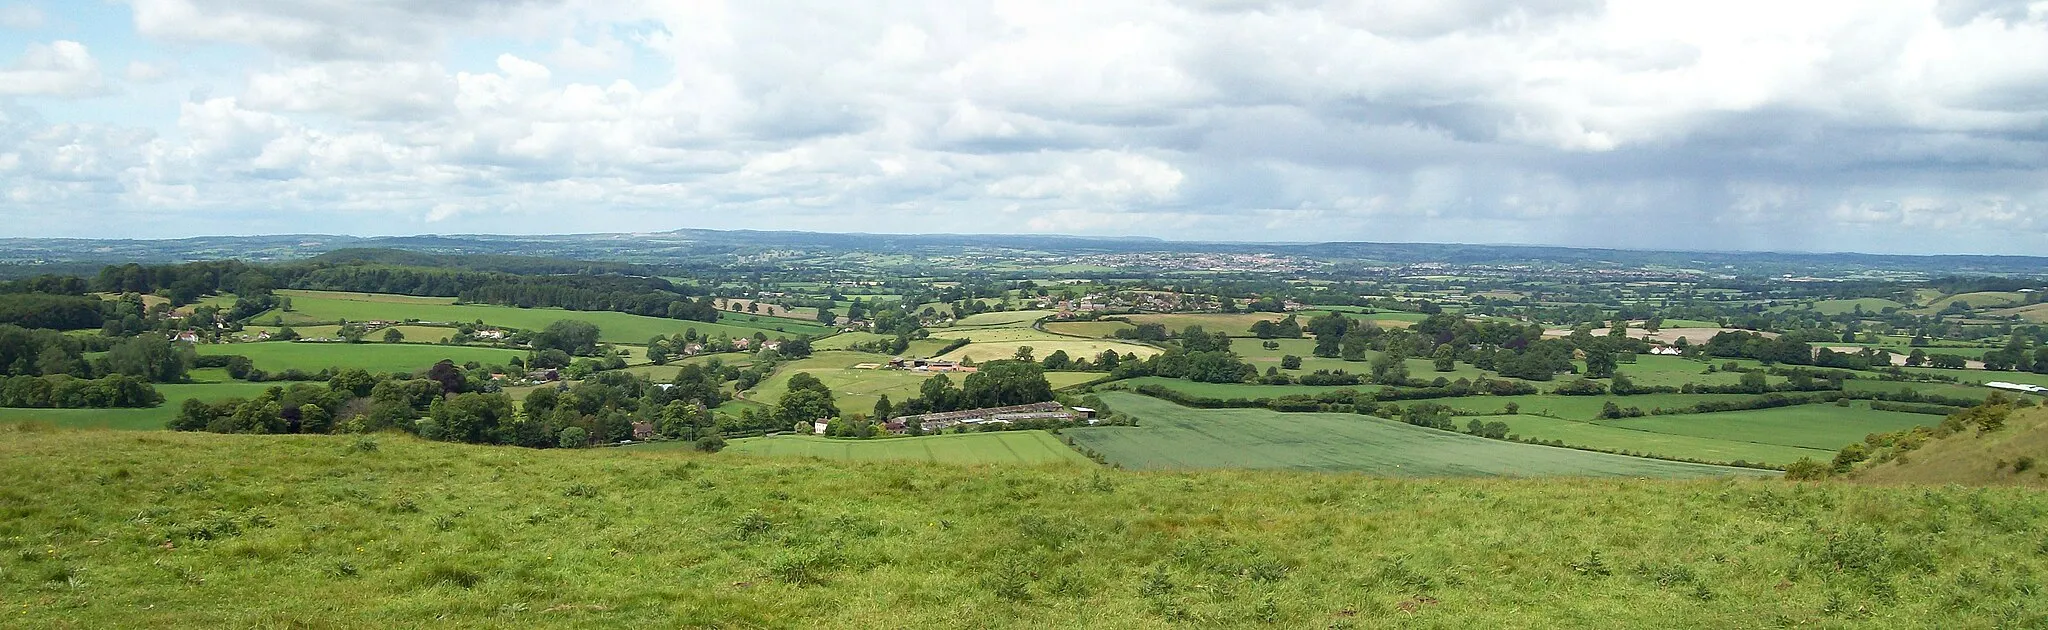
[534,320,602,356]
[777,386,839,426]
[1369,352,1408,385]
[558,426,588,448]
[1013,346,1035,363]
[101,336,190,383]
[383,327,405,344]
[872,395,894,420]
[816,308,837,325]
[1905,349,1926,367]
[960,360,1055,408]
[695,434,727,452]
[1280,355,1302,370]
[1584,350,1617,378]
[273,326,300,341]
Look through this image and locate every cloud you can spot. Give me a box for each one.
[124,60,178,82]
[125,0,567,60]
[0,41,109,97]
[0,0,2042,254]
[0,3,42,29]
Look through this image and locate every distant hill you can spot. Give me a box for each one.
[6,228,2048,277]
[1848,404,2048,487]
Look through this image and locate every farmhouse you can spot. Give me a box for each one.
[894,401,1075,433]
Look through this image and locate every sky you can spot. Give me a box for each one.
[1,1,2046,255]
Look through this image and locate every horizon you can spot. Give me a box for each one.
[2,2,2046,255]
[12,226,2048,261]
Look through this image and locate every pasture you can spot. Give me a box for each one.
[1492,414,1829,466]
[196,342,526,374]
[1041,320,1135,338]
[255,290,814,343]
[1926,291,2027,311]
[0,381,280,430]
[747,351,1100,411]
[1119,313,1290,335]
[937,340,1160,364]
[1065,392,1766,477]
[718,431,1093,465]
[947,310,1055,327]
[1594,402,1946,452]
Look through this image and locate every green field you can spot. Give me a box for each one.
[1594,402,1943,451]
[0,381,281,430]
[1774,298,1906,315]
[1040,320,1134,338]
[1926,291,2026,311]
[718,431,1093,465]
[748,352,1101,411]
[5,425,2048,626]
[1493,414,1829,466]
[716,311,837,336]
[255,290,815,344]
[196,342,527,374]
[948,310,1054,327]
[1119,313,1290,335]
[1066,392,1766,477]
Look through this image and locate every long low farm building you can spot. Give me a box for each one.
[894,401,1081,434]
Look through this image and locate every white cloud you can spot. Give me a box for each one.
[0,41,108,97]
[0,0,2041,253]
[124,60,178,82]
[0,3,43,29]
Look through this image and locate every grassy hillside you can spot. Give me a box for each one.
[1851,406,2048,488]
[4,425,2047,627]
[1066,393,1767,477]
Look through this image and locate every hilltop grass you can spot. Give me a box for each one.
[1066,393,1765,477]
[5,425,2047,627]
[715,431,1094,465]
[195,342,527,374]
[253,290,819,343]
[1851,406,2048,487]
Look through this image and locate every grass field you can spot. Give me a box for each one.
[1594,402,1944,452]
[1774,298,1906,315]
[747,352,1101,411]
[4,426,2048,626]
[1119,313,1291,336]
[1066,392,1766,477]
[717,431,1093,465]
[938,341,1161,364]
[254,290,815,344]
[1987,302,2048,323]
[948,310,1054,327]
[716,311,836,336]
[196,342,527,374]
[1493,415,1830,466]
[0,381,280,430]
[1040,321,1134,338]
[1926,291,2027,311]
